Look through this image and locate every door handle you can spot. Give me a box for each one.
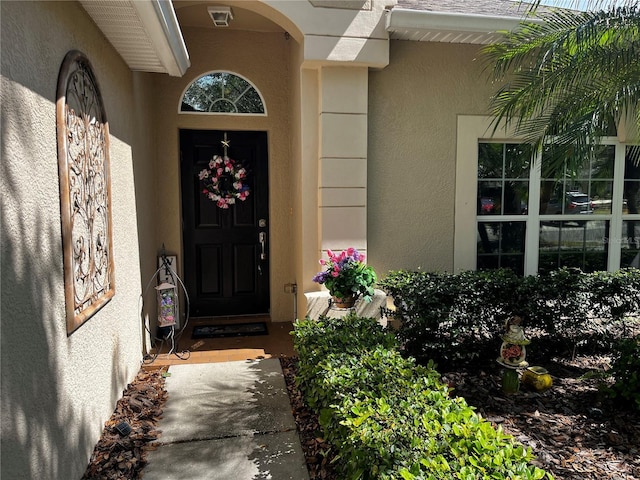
[258,232,266,260]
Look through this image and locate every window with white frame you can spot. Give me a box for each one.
[179,71,266,115]
[455,116,640,275]
[622,146,640,268]
[537,145,614,273]
[477,143,531,275]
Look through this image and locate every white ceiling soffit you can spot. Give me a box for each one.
[79,0,190,76]
[386,8,538,45]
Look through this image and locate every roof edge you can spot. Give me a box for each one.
[386,8,539,36]
[130,0,190,77]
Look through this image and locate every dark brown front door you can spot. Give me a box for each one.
[180,129,269,317]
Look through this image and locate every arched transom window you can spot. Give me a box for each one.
[180,71,266,115]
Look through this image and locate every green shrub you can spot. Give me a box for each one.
[379,268,640,368]
[607,335,640,410]
[292,315,552,480]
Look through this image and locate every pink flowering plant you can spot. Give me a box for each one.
[312,248,377,302]
[198,155,250,209]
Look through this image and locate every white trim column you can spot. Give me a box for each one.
[318,67,369,256]
[277,0,390,313]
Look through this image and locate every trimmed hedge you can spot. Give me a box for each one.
[292,316,552,480]
[378,268,640,367]
[607,335,640,410]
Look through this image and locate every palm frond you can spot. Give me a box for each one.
[484,5,640,174]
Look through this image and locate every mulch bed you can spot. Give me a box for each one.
[81,368,168,480]
[281,355,640,480]
[443,355,640,480]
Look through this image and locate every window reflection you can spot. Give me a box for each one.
[540,145,614,216]
[476,140,638,274]
[538,220,609,273]
[624,146,640,214]
[478,143,530,216]
[621,221,640,268]
[622,146,640,269]
[181,72,265,114]
[477,221,526,275]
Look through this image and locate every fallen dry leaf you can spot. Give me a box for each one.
[81,368,168,480]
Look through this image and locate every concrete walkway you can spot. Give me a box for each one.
[142,359,309,480]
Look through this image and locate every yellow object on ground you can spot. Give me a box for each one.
[521,366,553,392]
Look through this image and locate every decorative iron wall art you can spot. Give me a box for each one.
[56,50,115,334]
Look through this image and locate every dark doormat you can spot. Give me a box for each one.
[191,322,268,339]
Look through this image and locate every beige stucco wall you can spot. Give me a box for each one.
[1,2,152,478]
[289,35,309,319]
[153,27,296,321]
[131,71,161,352]
[368,40,496,276]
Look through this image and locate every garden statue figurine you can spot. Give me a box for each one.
[497,315,531,394]
[497,315,530,369]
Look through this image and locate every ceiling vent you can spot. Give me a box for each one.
[208,6,233,27]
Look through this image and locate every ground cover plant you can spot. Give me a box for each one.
[292,315,552,480]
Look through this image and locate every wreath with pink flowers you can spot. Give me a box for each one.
[198,155,250,209]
